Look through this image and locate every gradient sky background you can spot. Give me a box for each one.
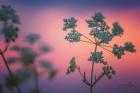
[0,0,140,93]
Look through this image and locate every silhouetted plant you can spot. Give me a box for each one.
[9,33,57,93]
[62,13,136,93]
[0,5,21,93]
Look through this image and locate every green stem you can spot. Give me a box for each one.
[0,50,21,93]
[100,44,113,48]
[81,33,96,44]
[77,67,90,86]
[92,73,105,86]
[80,40,95,44]
[90,44,98,93]
[100,46,112,53]
[33,63,40,93]
[72,27,95,44]
[90,85,93,93]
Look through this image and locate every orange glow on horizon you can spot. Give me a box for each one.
[0,7,139,80]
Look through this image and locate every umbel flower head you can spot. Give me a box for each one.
[63,17,77,31]
[92,12,105,22]
[124,42,136,52]
[112,42,136,59]
[86,13,105,28]
[88,51,104,63]
[65,30,81,42]
[112,22,124,36]
[112,44,125,59]
[87,13,114,44]
[90,29,113,44]
[103,65,115,79]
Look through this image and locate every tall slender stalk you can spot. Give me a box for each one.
[33,62,40,93]
[90,43,98,93]
[0,49,21,93]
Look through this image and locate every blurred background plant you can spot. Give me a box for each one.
[8,33,57,93]
[0,5,57,93]
[0,4,21,93]
[63,12,136,93]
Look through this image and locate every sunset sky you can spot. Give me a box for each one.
[0,0,140,93]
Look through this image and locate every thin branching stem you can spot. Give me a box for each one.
[80,40,95,44]
[33,63,40,93]
[93,29,98,43]
[100,44,113,48]
[77,67,90,86]
[3,43,10,54]
[100,46,112,53]
[72,28,96,44]
[81,33,95,44]
[90,43,98,93]
[92,73,105,86]
[77,66,84,77]
[0,48,22,93]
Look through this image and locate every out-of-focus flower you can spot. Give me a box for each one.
[40,60,57,79]
[7,57,19,64]
[2,25,19,43]
[39,45,50,53]
[25,33,40,44]
[0,5,20,24]
[19,48,37,66]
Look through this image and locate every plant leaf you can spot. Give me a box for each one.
[67,57,77,74]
